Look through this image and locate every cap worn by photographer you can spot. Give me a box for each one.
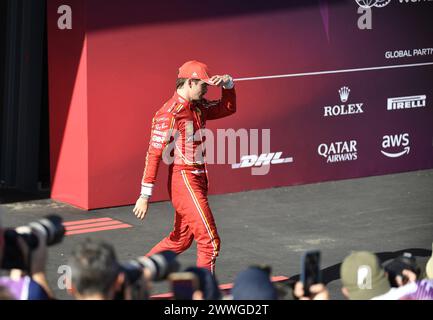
[340,251,391,300]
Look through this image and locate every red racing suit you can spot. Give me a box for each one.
[141,87,236,273]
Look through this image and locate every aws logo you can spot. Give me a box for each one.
[381,133,410,158]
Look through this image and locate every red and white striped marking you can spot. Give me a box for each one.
[63,217,132,236]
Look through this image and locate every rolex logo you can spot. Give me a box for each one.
[339,86,351,103]
[324,86,364,117]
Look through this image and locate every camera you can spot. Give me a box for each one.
[1,215,65,271]
[383,252,421,287]
[121,250,180,282]
[113,251,179,300]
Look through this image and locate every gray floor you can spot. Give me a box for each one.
[1,169,432,299]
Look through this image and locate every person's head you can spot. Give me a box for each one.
[185,266,222,300]
[176,60,215,101]
[231,266,278,300]
[67,239,124,300]
[340,251,391,300]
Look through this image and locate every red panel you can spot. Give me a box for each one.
[47,0,89,209]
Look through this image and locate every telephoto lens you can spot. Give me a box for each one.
[121,260,145,285]
[123,250,180,282]
[117,261,150,300]
[28,215,65,246]
[144,251,180,281]
[1,215,65,271]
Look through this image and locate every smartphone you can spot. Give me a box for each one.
[168,272,199,300]
[300,250,322,297]
[383,253,419,287]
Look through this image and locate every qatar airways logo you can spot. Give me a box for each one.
[318,140,358,163]
[324,87,364,117]
[381,133,410,158]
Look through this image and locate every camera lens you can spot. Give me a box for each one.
[142,251,179,281]
[122,251,179,282]
[120,260,145,284]
[0,215,65,270]
[28,215,65,246]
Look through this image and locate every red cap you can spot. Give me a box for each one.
[178,60,215,85]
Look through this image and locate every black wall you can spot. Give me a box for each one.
[0,0,7,160]
[0,0,50,199]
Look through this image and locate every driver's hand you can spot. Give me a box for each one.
[209,75,234,88]
[133,197,149,220]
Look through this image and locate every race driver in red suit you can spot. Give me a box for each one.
[133,60,236,273]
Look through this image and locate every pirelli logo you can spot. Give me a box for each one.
[387,95,427,110]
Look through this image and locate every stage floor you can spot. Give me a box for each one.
[1,169,432,299]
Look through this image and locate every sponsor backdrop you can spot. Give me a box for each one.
[47,0,433,209]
